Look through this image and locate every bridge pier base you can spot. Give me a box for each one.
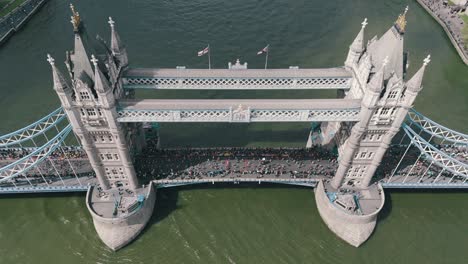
[314,180,385,247]
[86,184,156,251]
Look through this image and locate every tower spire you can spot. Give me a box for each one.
[406,55,430,92]
[107,17,128,67]
[350,18,368,52]
[345,18,368,68]
[47,54,70,92]
[91,54,111,93]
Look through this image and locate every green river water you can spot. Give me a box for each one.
[0,0,467,263]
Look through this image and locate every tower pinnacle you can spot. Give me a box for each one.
[108,17,115,28]
[406,54,430,92]
[47,54,70,92]
[91,54,98,67]
[361,18,368,29]
[47,54,55,66]
[70,3,81,32]
[395,6,408,34]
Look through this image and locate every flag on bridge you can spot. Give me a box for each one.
[257,45,269,55]
[198,46,209,56]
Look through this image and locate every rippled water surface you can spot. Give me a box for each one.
[0,0,467,263]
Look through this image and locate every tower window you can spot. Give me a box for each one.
[86,109,97,116]
[380,107,390,116]
[114,154,119,160]
[97,108,103,116]
[106,153,113,160]
[360,152,367,158]
[80,108,86,116]
[79,91,91,100]
[108,135,113,142]
[388,90,399,99]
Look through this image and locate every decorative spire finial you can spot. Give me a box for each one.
[47,54,55,66]
[423,54,431,66]
[70,3,81,32]
[108,17,115,28]
[395,6,408,34]
[382,56,389,67]
[361,18,368,29]
[90,54,98,67]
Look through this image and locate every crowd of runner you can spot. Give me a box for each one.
[135,146,339,181]
[0,146,87,160]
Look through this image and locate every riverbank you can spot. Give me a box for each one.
[415,0,468,65]
[0,0,46,46]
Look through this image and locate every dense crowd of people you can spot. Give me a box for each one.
[421,0,468,55]
[135,145,339,182]
[0,146,87,160]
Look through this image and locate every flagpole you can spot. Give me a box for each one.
[208,44,211,70]
[264,44,269,70]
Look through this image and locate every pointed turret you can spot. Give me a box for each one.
[69,4,95,81]
[108,17,128,67]
[368,56,388,92]
[367,7,408,79]
[47,54,71,92]
[406,55,430,92]
[345,18,368,68]
[91,55,112,93]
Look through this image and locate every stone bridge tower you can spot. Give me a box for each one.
[47,5,144,190]
[329,8,430,189]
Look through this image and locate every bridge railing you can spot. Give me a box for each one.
[406,109,468,145]
[0,107,66,147]
[0,125,72,182]
[402,125,468,178]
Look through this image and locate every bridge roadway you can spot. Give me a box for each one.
[0,146,467,193]
[117,98,361,123]
[122,67,352,90]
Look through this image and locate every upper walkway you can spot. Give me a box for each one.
[122,67,352,90]
[117,99,361,123]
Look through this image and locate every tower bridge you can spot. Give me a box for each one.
[1,4,467,251]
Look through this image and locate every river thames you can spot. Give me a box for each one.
[0,0,467,263]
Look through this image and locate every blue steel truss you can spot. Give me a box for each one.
[0,125,72,183]
[0,107,66,148]
[402,125,468,178]
[406,109,468,145]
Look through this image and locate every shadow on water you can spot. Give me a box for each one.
[159,123,311,148]
[376,188,468,224]
[139,182,313,237]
